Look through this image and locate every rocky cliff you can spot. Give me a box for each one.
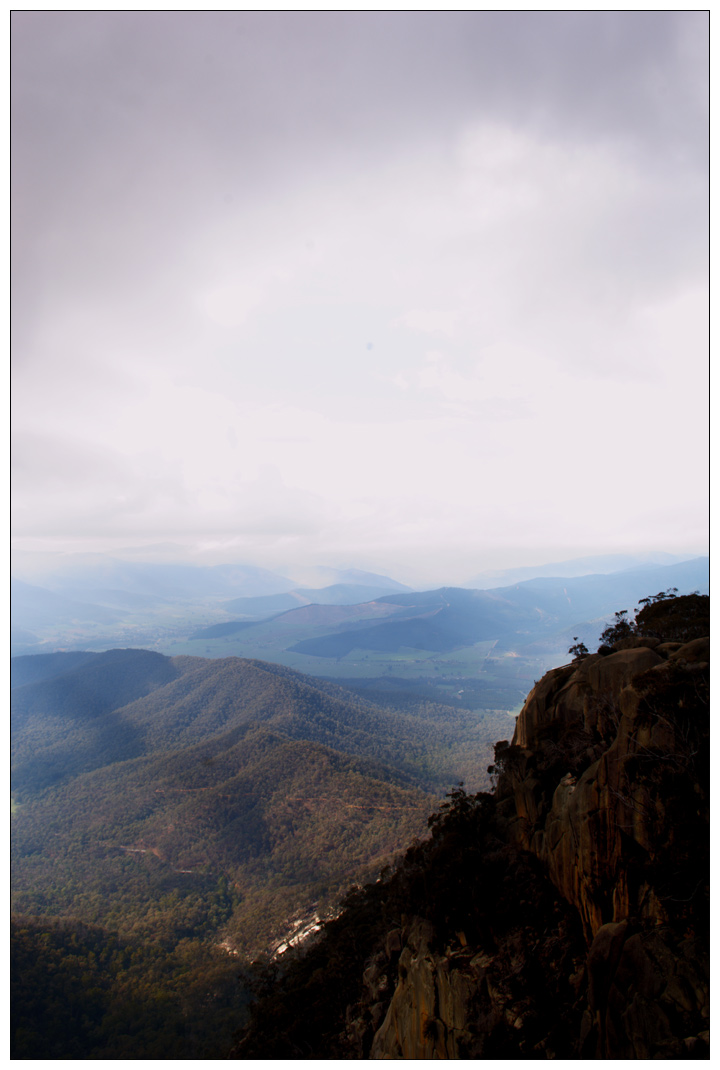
[233,607,709,1060]
[354,636,709,1059]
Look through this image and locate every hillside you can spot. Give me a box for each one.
[11,650,507,796]
[11,916,250,1059]
[233,594,709,1059]
[11,553,297,602]
[11,648,510,966]
[12,724,433,955]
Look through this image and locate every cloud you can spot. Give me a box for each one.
[11,12,708,579]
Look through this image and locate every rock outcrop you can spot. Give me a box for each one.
[357,636,709,1059]
[497,637,709,942]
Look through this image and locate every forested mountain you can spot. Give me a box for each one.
[12,723,433,954]
[12,648,459,1059]
[11,650,507,796]
[12,650,511,966]
[12,649,183,791]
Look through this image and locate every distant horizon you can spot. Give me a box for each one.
[10,540,708,592]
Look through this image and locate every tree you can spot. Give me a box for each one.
[568,638,589,660]
[598,610,635,650]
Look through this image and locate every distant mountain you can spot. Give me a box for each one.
[463,551,701,589]
[287,558,709,659]
[187,620,261,641]
[11,553,296,602]
[11,579,123,631]
[10,628,41,656]
[213,582,413,624]
[282,565,410,592]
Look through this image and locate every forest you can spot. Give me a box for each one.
[11,647,508,1058]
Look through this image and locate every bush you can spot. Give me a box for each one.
[635,591,708,642]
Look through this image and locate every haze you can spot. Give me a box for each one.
[12,12,708,587]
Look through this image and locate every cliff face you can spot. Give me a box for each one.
[233,617,709,1061]
[500,637,709,940]
[353,636,709,1059]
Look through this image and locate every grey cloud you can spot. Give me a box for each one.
[12,12,707,348]
[14,13,707,156]
[11,13,708,573]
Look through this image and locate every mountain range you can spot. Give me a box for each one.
[176,557,709,669]
[462,550,702,588]
[10,554,410,655]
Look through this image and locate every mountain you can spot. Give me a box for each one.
[220,581,413,621]
[233,596,709,1059]
[11,552,297,602]
[12,722,433,954]
[286,558,709,659]
[11,579,124,632]
[9,554,412,656]
[282,565,410,591]
[463,550,703,589]
[12,649,183,791]
[11,647,511,964]
[11,650,503,796]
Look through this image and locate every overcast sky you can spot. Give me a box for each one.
[12,11,709,585]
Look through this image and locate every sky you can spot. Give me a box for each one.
[11,11,709,586]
